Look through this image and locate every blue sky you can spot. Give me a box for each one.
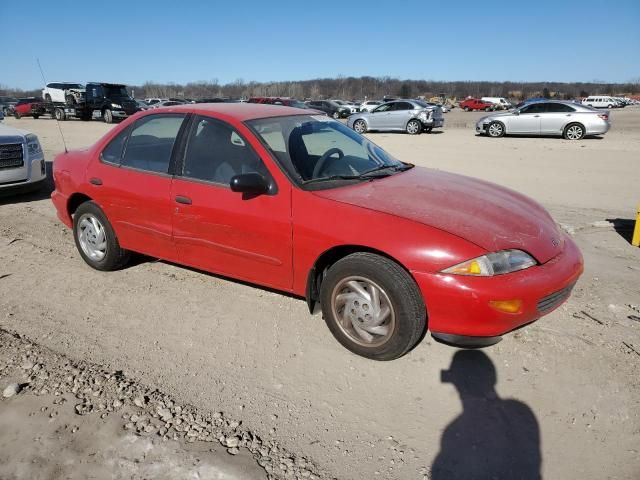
[2,0,639,90]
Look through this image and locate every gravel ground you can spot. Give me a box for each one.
[1,108,639,479]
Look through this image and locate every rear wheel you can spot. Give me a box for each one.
[319,252,426,360]
[353,119,367,134]
[487,121,505,137]
[33,114,39,119]
[464,106,470,112]
[54,108,66,121]
[563,123,585,140]
[406,119,422,135]
[424,126,433,133]
[14,112,21,119]
[73,202,130,271]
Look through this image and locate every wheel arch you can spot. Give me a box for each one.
[67,192,94,217]
[305,244,413,314]
[563,121,586,138]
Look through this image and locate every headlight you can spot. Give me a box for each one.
[111,103,122,109]
[25,134,42,156]
[441,249,536,276]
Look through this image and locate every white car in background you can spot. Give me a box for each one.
[331,100,359,114]
[359,100,383,112]
[481,97,513,110]
[42,82,85,105]
[0,123,46,195]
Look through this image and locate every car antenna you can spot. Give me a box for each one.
[36,58,68,153]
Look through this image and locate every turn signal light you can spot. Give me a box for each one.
[489,299,523,314]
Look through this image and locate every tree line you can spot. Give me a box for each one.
[3,77,640,101]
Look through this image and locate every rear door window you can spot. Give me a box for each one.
[120,114,186,174]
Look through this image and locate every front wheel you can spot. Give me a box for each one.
[464,107,470,112]
[353,119,367,134]
[563,123,585,140]
[103,109,113,123]
[33,114,39,119]
[73,202,130,271]
[14,112,21,119]
[319,252,426,360]
[487,121,505,138]
[406,119,422,135]
[332,111,340,119]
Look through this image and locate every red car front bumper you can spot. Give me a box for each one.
[412,235,583,342]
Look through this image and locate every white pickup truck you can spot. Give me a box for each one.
[42,82,85,105]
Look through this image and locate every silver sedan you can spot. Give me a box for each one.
[347,100,444,135]
[476,100,611,140]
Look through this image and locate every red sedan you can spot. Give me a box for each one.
[51,104,583,360]
[460,98,495,112]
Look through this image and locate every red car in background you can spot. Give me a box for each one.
[51,104,583,360]
[13,98,46,119]
[460,98,496,112]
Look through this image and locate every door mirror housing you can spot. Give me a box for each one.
[230,172,269,195]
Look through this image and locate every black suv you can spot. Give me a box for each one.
[305,100,351,119]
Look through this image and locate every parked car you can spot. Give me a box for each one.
[0,123,46,195]
[331,100,359,114]
[476,100,610,140]
[481,97,513,110]
[0,96,18,116]
[148,100,186,109]
[459,98,496,111]
[360,100,383,112]
[13,98,46,119]
[581,96,618,109]
[247,97,311,109]
[306,100,351,119]
[145,98,165,105]
[42,82,85,105]
[347,100,444,135]
[51,104,582,359]
[135,99,150,111]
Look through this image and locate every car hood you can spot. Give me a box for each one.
[0,123,29,139]
[313,167,564,263]
[478,111,514,122]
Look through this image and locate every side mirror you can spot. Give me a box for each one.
[230,172,269,195]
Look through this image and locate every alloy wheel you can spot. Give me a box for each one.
[566,125,583,140]
[354,120,366,133]
[488,123,504,137]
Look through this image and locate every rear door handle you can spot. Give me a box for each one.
[89,177,102,186]
[175,195,192,205]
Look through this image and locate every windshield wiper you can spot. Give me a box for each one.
[304,164,414,185]
[303,174,363,185]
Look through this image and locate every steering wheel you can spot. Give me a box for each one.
[312,148,344,179]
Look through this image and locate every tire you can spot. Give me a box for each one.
[54,108,66,121]
[487,121,505,138]
[331,111,340,119]
[406,119,422,135]
[353,119,367,134]
[424,127,433,133]
[563,123,585,140]
[319,252,426,360]
[33,114,39,119]
[73,201,130,271]
[103,109,114,123]
[464,107,470,112]
[607,104,612,109]
[14,112,21,119]
[485,107,491,112]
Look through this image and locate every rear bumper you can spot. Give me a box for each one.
[411,235,584,338]
[51,190,72,228]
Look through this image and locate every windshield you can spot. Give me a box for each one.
[104,85,129,98]
[246,115,408,189]
[411,100,434,108]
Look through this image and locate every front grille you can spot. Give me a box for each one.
[537,283,575,314]
[0,143,24,169]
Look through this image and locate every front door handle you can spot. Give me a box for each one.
[533,115,540,118]
[89,177,103,186]
[175,195,192,205]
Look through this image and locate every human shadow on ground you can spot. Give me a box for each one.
[431,350,542,480]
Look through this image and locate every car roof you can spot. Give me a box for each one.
[141,103,313,121]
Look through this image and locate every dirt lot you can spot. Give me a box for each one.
[1,107,639,479]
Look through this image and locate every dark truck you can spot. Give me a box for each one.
[42,82,139,123]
